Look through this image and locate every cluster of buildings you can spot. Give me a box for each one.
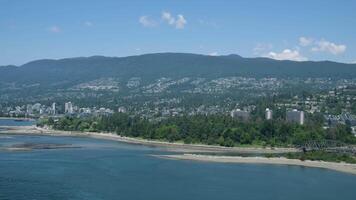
[1,102,115,118]
[324,113,356,127]
[61,102,115,117]
[230,108,305,125]
[2,103,57,117]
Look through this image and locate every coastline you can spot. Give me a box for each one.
[0,117,35,120]
[1,125,356,175]
[0,125,298,154]
[158,154,356,175]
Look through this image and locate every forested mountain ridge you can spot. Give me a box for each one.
[1,53,355,88]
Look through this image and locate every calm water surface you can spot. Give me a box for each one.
[0,118,35,126]
[0,121,356,200]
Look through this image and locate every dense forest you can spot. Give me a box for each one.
[40,113,355,147]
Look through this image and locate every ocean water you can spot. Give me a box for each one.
[0,118,35,126]
[0,125,356,199]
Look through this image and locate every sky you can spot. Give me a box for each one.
[1,0,356,65]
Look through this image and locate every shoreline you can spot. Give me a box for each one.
[0,117,35,120]
[158,154,356,175]
[2,125,356,175]
[0,125,298,154]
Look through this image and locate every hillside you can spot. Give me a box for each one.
[0,53,355,89]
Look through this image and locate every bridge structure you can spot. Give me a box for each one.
[297,140,356,155]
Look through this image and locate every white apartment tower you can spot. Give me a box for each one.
[65,102,73,114]
[265,108,272,120]
[230,109,250,120]
[52,102,56,115]
[286,109,304,125]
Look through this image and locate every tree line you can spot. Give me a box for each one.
[40,113,356,147]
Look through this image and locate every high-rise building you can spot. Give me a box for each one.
[118,107,127,113]
[286,109,304,125]
[265,108,272,120]
[26,104,32,115]
[230,109,250,120]
[65,102,73,114]
[52,102,56,115]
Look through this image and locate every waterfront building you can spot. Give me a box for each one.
[65,102,73,114]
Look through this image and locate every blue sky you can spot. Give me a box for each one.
[1,0,355,65]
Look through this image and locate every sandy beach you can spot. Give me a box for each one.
[158,154,356,175]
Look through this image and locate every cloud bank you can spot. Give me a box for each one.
[256,37,346,61]
[139,16,157,27]
[311,39,346,55]
[266,49,307,61]
[161,11,187,29]
[139,11,187,29]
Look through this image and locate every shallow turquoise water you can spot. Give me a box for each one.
[0,134,356,200]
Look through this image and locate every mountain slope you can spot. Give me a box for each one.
[1,53,355,88]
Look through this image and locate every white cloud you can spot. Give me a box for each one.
[175,15,187,29]
[257,37,346,61]
[299,37,313,47]
[266,49,307,61]
[48,26,61,33]
[139,16,157,27]
[161,11,187,29]
[311,39,346,55]
[208,52,218,56]
[162,11,175,25]
[84,21,93,27]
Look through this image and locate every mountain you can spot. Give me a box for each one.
[1,53,355,88]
